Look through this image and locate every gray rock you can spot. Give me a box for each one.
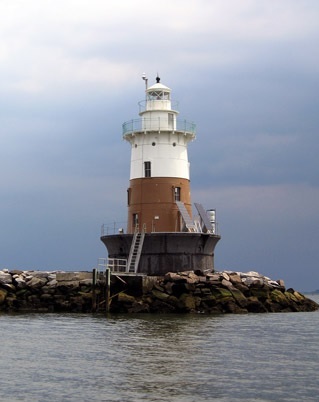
[79,279,93,286]
[267,280,280,287]
[32,272,50,279]
[228,273,242,284]
[241,271,262,278]
[57,280,80,288]
[164,272,186,282]
[40,293,53,300]
[242,277,264,287]
[230,288,248,307]
[277,279,285,288]
[223,300,248,314]
[0,272,12,284]
[118,293,136,304]
[56,272,92,282]
[27,277,47,288]
[178,293,196,311]
[164,281,174,294]
[1,283,16,291]
[221,279,235,290]
[221,272,230,281]
[152,289,170,301]
[13,277,27,289]
[48,274,57,281]
[246,297,268,313]
[47,279,58,287]
[0,289,7,304]
[25,275,34,281]
[206,274,221,282]
[10,269,24,276]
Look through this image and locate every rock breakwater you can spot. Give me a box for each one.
[111,270,319,314]
[0,268,318,314]
[0,269,96,313]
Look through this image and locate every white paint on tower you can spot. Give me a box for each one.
[123,76,196,180]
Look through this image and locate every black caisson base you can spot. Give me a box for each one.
[100,232,221,275]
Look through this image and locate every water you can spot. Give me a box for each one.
[1,295,319,402]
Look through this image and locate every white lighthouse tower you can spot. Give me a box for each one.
[101,76,220,275]
[124,75,195,233]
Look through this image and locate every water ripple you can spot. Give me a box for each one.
[0,299,318,402]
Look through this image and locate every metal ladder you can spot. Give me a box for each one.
[194,202,213,233]
[127,228,145,273]
[176,201,198,232]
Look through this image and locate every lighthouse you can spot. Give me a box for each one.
[125,75,194,233]
[101,75,220,275]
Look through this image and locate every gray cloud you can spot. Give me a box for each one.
[0,0,318,290]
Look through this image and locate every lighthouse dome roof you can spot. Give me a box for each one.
[147,82,171,92]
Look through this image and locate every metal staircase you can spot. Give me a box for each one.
[194,202,213,233]
[176,201,198,232]
[127,229,145,273]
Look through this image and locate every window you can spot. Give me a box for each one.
[174,187,181,201]
[127,188,131,206]
[144,161,151,177]
[147,90,170,100]
[148,91,162,100]
[133,213,138,226]
[168,113,174,129]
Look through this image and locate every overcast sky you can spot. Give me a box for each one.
[1,0,318,290]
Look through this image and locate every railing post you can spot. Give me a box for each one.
[92,268,97,312]
[105,268,110,314]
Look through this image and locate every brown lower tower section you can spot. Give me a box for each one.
[127,177,191,234]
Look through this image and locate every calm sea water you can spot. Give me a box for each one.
[0,295,318,402]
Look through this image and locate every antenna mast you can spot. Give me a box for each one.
[142,72,148,91]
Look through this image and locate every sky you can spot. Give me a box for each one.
[1,0,318,291]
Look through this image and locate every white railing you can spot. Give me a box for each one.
[122,117,196,137]
[107,258,127,273]
[101,222,126,236]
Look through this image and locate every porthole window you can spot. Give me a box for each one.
[152,142,156,146]
[172,142,176,147]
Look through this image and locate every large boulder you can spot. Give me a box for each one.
[246,296,268,313]
[250,287,270,300]
[164,272,186,282]
[230,288,248,308]
[0,272,12,285]
[0,289,7,305]
[178,293,196,311]
[27,277,47,289]
[117,293,136,304]
[211,287,233,302]
[223,300,248,314]
[13,277,27,289]
[152,289,170,302]
[270,289,289,307]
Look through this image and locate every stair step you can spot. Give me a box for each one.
[127,231,145,273]
[176,201,197,232]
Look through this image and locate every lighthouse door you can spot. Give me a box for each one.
[132,213,139,231]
